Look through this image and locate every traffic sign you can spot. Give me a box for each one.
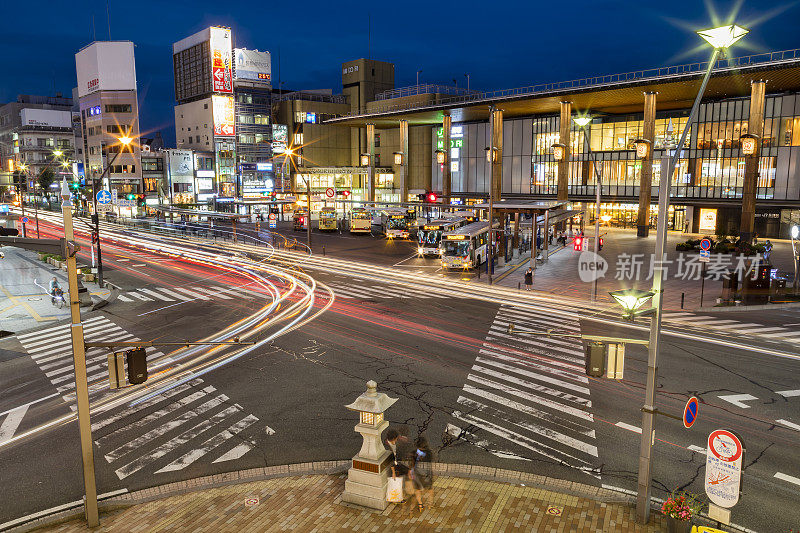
[268,213,276,221]
[700,238,712,251]
[325,187,335,198]
[96,190,113,205]
[705,429,744,508]
[683,396,699,428]
[699,249,710,262]
[0,204,9,214]
[20,216,29,224]
[269,220,276,229]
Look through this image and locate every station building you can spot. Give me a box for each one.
[327,49,800,239]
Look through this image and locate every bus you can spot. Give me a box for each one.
[384,208,411,239]
[318,207,338,231]
[349,207,372,234]
[440,221,493,270]
[416,218,466,257]
[293,208,309,231]
[450,209,477,223]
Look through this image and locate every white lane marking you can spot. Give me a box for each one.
[129,292,153,301]
[762,330,800,338]
[226,286,266,299]
[776,419,800,432]
[774,472,800,487]
[718,393,758,409]
[191,286,233,299]
[154,288,192,301]
[0,393,59,417]
[173,287,211,300]
[117,294,133,302]
[777,389,800,398]
[0,405,29,444]
[446,424,531,462]
[14,316,107,342]
[479,348,589,384]
[103,394,227,462]
[471,364,590,406]
[154,415,258,473]
[212,443,253,463]
[138,288,175,301]
[116,258,130,262]
[114,405,240,479]
[615,422,642,434]
[130,263,147,267]
[475,356,591,395]
[210,285,254,300]
[91,381,200,432]
[688,445,707,454]
[329,285,385,299]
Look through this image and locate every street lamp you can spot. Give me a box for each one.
[574,115,603,301]
[609,288,655,321]
[633,138,652,160]
[435,149,446,165]
[791,225,799,290]
[360,153,371,167]
[485,146,498,163]
[551,143,567,161]
[635,22,748,525]
[393,152,404,165]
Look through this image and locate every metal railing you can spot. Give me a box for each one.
[274,91,349,104]
[374,84,481,100]
[330,48,800,121]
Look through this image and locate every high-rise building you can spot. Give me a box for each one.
[173,26,237,199]
[74,41,143,198]
[233,48,274,199]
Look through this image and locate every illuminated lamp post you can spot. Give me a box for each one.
[551,143,567,163]
[739,133,759,156]
[791,225,799,290]
[633,138,652,160]
[609,288,655,321]
[635,23,748,525]
[485,136,499,284]
[393,152,404,165]
[341,380,398,510]
[574,115,603,300]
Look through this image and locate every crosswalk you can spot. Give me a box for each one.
[326,279,444,300]
[447,305,600,477]
[661,311,800,343]
[115,284,263,304]
[14,316,268,480]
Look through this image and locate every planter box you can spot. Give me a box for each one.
[83,274,96,283]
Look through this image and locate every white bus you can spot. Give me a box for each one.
[349,207,372,234]
[440,221,493,270]
[416,218,466,257]
[384,208,411,239]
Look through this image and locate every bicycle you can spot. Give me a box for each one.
[51,288,65,309]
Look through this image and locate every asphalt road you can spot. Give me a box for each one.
[0,218,798,532]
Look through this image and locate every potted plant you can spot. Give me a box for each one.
[661,489,703,533]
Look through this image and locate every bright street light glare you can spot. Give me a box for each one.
[792,225,799,239]
[696,24,749,49]
[573,116,592,127]
[118,136,133,145]
[53,150,63,157]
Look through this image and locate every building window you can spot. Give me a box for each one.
[110,164,136,174]
[196,135,200,143]
[104,104,132,113]
[204,103,208,109]
[294,133,303,145]
[106,124,130,134]
[374,133,380,148]
[254,114,269,125]
[238,134,255,144]
[239,114,253,124]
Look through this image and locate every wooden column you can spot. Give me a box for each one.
[491,109,503,202]
[442,114,451,199]
[740,80,766,242]
[399,119,409,203]
[367,123,375,202]
[557,101,571,202]
[637,92,657,237]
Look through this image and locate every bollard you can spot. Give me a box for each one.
[681,292,685,309]
[323,245,326,256]
[518,281,520,291]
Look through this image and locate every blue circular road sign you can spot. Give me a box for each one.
[684,396,699,429]
[96,190,112,205]
[699,238,712,251]
[20,216,29,224]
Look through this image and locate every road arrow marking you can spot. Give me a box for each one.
[688,445,707,455]
[0,405,29,444]
[776,419,800,432]
[717,393,758,409]
[775,472,800,487]
[776,389,800,398]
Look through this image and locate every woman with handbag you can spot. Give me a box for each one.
[410,436,434,512]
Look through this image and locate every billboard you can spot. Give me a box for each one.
[212,95,235,136]
[234,48,271,82]
[20,109,72,128]
[76,41,136,98]
[209,27,233,93]
[168,149,194,183]
[272,124,288,154]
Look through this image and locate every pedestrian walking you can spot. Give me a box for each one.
[524,267,533,291]
[763,239,773,263]
[410,436,434,511]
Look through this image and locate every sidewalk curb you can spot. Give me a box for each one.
[2,462,631,532]
[697,300,800,313]
[90,281,120,312]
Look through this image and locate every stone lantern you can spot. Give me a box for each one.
[341,380,398,510]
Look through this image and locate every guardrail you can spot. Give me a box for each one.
[331,48,800,120]
[375,84,481,101]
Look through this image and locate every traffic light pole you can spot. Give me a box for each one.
[60,179,99,527]
[90,149,125,287]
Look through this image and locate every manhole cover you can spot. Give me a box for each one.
[244,497,259,507]
[546,506,563,517]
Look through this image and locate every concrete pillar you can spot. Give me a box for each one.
[399,119,409,203]
[442,114,451,200]
[367,123,375,202]
[740,80,766,242]
[491,109,503,202]
[637,92,657,238]
[557,101,571,202]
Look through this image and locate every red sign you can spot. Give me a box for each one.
[683,396,699,429]
[212,67,232,93]
[708,430,743,463]
[325,187,335,198]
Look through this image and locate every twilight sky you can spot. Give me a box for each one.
[2,0,798,145]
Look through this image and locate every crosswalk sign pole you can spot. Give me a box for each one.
[61,179,100,527]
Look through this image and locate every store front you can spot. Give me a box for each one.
[583,202,686,232]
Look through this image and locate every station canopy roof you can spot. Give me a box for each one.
[471,200,570,211]
[327,49,800,128]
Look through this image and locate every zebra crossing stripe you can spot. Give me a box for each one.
[154,288,192,301]
[25,320,116,352]
[211,285,254,300]
[155,415,258,473]
[471,364,591,407]
[479,348,589,384]
[172,287,211,300]
[117,294,133,302]
[0,405,29,445]
[128,292,153,301]
[138,288,175,301]
[191,287,233,299]
[212,443,253,463]
[15,316,107,341]
[90,381,201,432]
[114,405,241,479]
[474,356,591,395]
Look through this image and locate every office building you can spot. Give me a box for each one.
[74,41,143,197]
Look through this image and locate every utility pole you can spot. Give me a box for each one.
[60,178,99,527]
[306,178,312,250]
[487,105,495,285]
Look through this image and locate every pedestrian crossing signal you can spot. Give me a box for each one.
[126,347,148,385]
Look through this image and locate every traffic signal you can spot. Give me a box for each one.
[126,347,148,385]
[136,194,146,208]
[573,236,583,251]
[70,180,80,190]
[427,192,438,203]
[598,237,603,251]
[126,193,135,201]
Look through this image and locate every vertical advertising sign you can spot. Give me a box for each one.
[705,429,744,508]
[212,95,235,136]
[209,26,233,93]
[271,124,288,153]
